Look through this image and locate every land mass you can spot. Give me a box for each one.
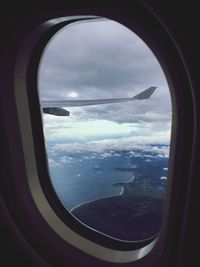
[72,195,164,241]
[71,151,167,241]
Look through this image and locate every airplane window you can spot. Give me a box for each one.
[38,18,172,242]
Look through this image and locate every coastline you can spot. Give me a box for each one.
[112,175,135,195]
[70,175,135,212]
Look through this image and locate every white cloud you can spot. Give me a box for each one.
[52,137,170,157]
[59,156,73,165]
[98,152,113,159]
[42,110,171,145]
[160,176,167,180]
[67,91,79,98]
[48,158,60,168]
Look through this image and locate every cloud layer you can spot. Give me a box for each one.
[47,138,169,169]
[38,18,172,143]
[50,138,169,156]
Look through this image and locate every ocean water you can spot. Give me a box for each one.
[47,143,169,211]
[48,152,133,210]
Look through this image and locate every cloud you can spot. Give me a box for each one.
[59,156,74,165]
[38,18,172,126]
[42,113,171,144]
[48,158,60,168]
[67,91,79,98]
[160,176,167,180]
[98,152,113,159]
[51,137,170,158]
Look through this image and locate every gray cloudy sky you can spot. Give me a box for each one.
[38,18,172,143]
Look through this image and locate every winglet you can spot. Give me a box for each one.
[132,87,157,100]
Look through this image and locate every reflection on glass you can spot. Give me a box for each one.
[38,18,171,241]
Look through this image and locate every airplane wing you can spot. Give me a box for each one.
[41,86,156,116]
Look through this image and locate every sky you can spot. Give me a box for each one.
[38,18,172,145]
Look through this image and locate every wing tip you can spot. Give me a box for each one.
[133,86,157,100]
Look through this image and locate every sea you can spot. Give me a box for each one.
[46,141,169,211]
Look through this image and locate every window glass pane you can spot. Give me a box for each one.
[38,18,172,242]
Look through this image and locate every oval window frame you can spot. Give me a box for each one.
[13,4,193,264]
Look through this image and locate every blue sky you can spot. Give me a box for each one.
[38,18,172,145]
